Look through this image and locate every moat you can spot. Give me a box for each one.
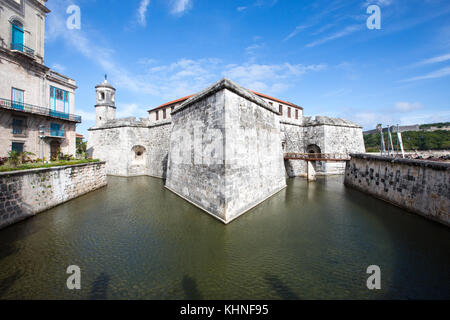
[0,176,449,299]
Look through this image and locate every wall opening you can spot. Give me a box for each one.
[132,145,146,162]
[306,144,323,172]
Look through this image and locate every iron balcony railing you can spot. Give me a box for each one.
[41,127,65,138]
[0,97,82,123]
[11,43,35,55]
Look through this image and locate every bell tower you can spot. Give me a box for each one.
[95,75,116,127]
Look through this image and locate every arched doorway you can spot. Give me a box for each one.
[50,141,61,160]
[306,144,322,156]
[306,144,323,173]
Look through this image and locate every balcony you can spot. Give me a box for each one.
[0,98,82,123]
[40,127,65,138]
[11,43,35,56]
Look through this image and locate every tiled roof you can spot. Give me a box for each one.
[148,91,302,112]
[250,91,303,110]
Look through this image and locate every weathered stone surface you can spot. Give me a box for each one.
[344,154,449,226]
[166,79,286,223]
[87,78,367,223]
[88,119,171,178]
[0,162,107,230]
[281,118,365,177]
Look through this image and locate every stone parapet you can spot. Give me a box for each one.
[0,162,107,229]
[345,154,449,226]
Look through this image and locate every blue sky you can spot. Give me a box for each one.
[44,0,450,136]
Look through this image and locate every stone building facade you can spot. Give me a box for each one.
[0,0,80,159]
[88,78,365,222]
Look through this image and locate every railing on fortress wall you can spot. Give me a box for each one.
[284,153,351,161]
[0,98,82,123]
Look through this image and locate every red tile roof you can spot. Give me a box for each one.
[76,133,84,139]
[250,91,303,110]
[148,91,302,112]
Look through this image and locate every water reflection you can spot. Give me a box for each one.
[0,176,448,299]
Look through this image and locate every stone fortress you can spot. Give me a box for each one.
[88,78,365,223]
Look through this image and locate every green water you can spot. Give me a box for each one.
[0,176,449,300]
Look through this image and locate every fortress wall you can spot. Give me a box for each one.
[166,89,227,221]
[147,123,172,179]
[345,154,449,227]
[88,126,149,176]
[0,162,107,230]
[280,122,307,177]
[303,125,327,173]
[323,125,366,174]
[223,89,287,222]
[166,79,286,223]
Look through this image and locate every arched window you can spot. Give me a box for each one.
[11,20,24,51]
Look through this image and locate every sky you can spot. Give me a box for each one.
[44,0,450,137]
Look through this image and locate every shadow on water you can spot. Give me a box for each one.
[0,243,19,262]
[342,183,450,299]
[264,274,300,300]
[0,270,23,298]
[182,275,203,300]
[89,272,110,300]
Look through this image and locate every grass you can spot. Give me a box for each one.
[0,159,100,173]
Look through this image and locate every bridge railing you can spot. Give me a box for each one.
[284,153,351,161]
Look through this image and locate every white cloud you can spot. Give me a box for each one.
[323,88,352,97]
[401,66,450,82]
[45,1,328,116]
[138,0,151,27]
[222,62,326,95]
[413,53,450,66]
[116,103,147,118]
[394,102,424,112]
[76,110,96,122]
[171,0,192,15]
[306,25,362,48]
[51,63,66,73]
[237,6,247,12]
[284,25,309,41]
[362,0,393,7]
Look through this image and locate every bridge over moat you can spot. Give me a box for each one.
[283,153,351,181]
[284,153,351,162]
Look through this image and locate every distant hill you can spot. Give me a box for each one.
[363,122,450,135]
[364,129,450,152]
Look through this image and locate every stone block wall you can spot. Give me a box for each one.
[147,122,172,179]
[344,154,449,227]
[166,79,286,223]
[166,89,227,221]
[322,125,365,174]
[281,122,307,177]
[0,161,107,229]
[88,125,149,177]
[223,89,286,221]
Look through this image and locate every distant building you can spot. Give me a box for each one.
[0,0,81,160]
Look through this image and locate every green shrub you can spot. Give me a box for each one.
[0,159,100,173]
